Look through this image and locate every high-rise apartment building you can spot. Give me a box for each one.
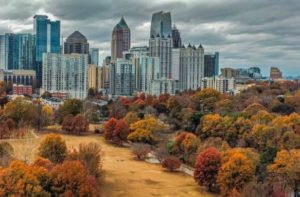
[172,24,182,48]
[34,15,60,87]
[270,67,283,80]
[109,53,135,96]
[0,33,35,70]
[172,44,205,91]
[204,52,219,77]
[202,76,235,94]
[111,17,131,61]
[42,53,88,99]
[64,31,89,54]
[149,11,173,79]
[90,48,99,65]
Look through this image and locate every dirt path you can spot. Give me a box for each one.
[6,134,214,197]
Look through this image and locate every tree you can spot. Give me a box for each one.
[250,124,280,151]
[162,156,181,172]
[268,149,300,197]
[62,114,74,132]
[217,149,258,196]
[123,112,140,125]
[192,88,221,112]
[0,142,14,167]
[194,147,221,192]
[38,134,67,163]
[58,99,83,122]
[71,114,89,133]
[103,118,118,141]
[0,120,9,139]
[131,143,151,160]
[3,97,37,125]
[49,160,99,196]
[280,131,300,150]
[0,160,50,196]
[197,114,226,140]
[226,117,253,147]
[112,119,130,145]
[243,103,267,116]
[68,142,102,177]
[127,128,155,144]
[41,105,54,126]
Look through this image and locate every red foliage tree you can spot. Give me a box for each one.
[162,156,181,172]
[103,118,118,140]
[72,114,89,133]
[194,147,221,192]
[112,119,130,145]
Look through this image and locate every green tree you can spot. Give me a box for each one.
[58,99,83,122]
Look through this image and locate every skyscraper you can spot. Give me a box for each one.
[64,31,89,54]
[34,15,60,87]
[42,53,88,99]
[149,11,173,79]
[0,33,35,70]
[111,17,130,61]
[204,52,219,77]
[89,48,99,65]
[172,24,182,48]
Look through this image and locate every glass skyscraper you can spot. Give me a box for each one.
[34,15,60,87]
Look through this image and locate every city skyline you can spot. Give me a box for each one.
[0,0,299,76]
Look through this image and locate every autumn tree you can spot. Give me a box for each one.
[192,88,221,112]
[268,149,300,196]
[71,114,89,133]
[250,124,280,151]
[38,134,67,163]
[0,142,14,167]
[62,114,74,132]
[123,112,140,125]
[68,142,102,177]
[175,132,199,162]
[0,120,9,139]
[103,118,118,141]
[49,160,99,196]
[226,117,253,147]
[112,119,130,145]
[243,103,267,116]
[196,114,226,140]
[217,148,258,196]
[194,147,221,192]
[162,156,181,172]
[41,105,54,126]
[58,99,83,122]
[3,97,37,125]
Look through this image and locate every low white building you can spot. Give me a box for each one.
[202,76,235,94]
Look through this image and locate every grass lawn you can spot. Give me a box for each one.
[5,132,215,197]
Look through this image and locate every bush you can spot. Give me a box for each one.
[38,134,67,163]
[68,142,102,177]
[131,143,151,160]
[162,156,181,172]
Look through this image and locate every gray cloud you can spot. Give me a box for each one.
[0,0,299,76]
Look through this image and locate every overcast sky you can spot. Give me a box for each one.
[0,0,299,76]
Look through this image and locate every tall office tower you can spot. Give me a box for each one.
[0,34,35,70]
[204,52,219,77]
[111,17,131,61]
[172,24,182,48]
[42,53,88,100]
[64,31,89,54]
[149,11,173,79]
[90,48,99,65]
[34,15,60,87]
[270,67,283,80]
[109,53,135,96]
[172,44,205,91]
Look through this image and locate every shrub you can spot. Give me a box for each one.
[131,143,151,160]
[162,156,181,172]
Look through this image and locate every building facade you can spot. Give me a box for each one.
[204,52,219,77]
[0,33,35,70]
[1,69,36,86]
[111,17,131,61]
[42,53,88,100]
[172,24,182,48]
[64,31,89,54]
[202,76,235,94]
[90,48,99,65]
[13,84,33,96]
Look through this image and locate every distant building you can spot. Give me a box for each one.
[204,52,219,77]
[172,24,182,48]
[149,11,173,79]
[87,64,109,93]
[13,84,33,96]
[248,67,262,79]
[130,46,149,57]
[103,56,111,67]
[0,33,35,70]
[221,68,238,78]
[89,48,99,65]
[42,53,88,100]
[202,76,235,94]
[64,31,89,54]
[149,79,178,96]
[1,69,36,86]
[34,15,60,87]
[172,44,205,91]
[111,17,131,61]
[109,53,135,96]
[270,67,283,80]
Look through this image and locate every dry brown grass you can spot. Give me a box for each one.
[5,133,215,197]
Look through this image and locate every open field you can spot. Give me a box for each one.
[4,133,215,197]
